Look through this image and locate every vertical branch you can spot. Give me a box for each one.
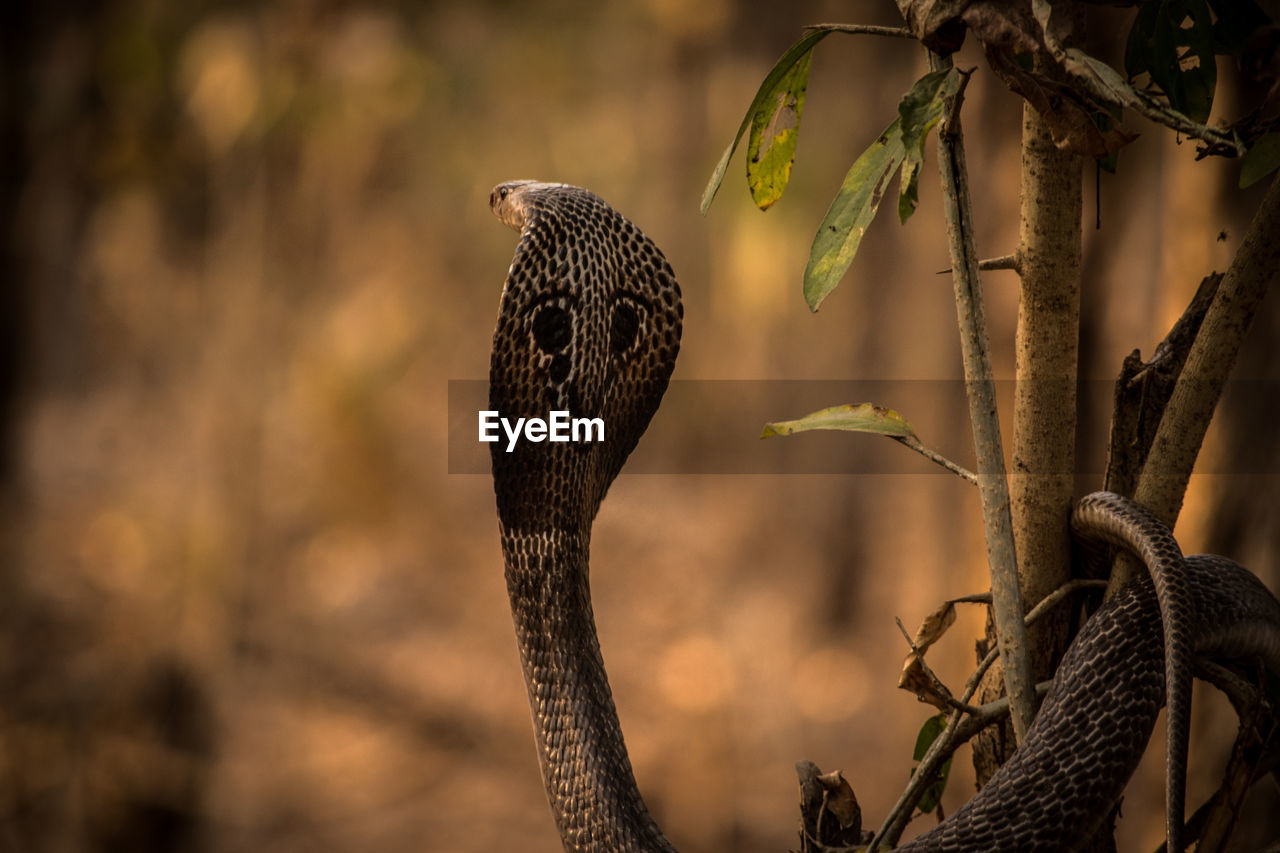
[1110,171,1280,592]
[929,51,1035,742]
[1011,69,1080,635]
[974,51,1084,787]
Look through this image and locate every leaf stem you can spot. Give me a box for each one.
[892,435,977,484]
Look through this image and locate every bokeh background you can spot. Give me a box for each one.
[2,1,1278,851]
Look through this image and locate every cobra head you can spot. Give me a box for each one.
[487,181,682,533]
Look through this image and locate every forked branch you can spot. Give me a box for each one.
[874,578,1106,847]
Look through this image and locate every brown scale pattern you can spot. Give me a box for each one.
[485,182,1280,853]
[903,550,1280,852]
[488,182,680,852]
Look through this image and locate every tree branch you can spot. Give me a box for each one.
[979,254,1019,272]
[1103,273,1222,501]
[928,49,1035,743]
[1110,172,1280,591]
[801,23,916,38]
[973,37,1083,786]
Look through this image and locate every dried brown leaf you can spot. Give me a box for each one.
[910,600,957,652]
[899,653,953,712]
[985,46,1137,158]
[897,0,1140,157]
[815,769,863,831]
[796,761,868,849]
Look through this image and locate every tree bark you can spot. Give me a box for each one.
[972,79,1083,788]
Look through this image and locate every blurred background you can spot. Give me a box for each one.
[2,1,1278,851]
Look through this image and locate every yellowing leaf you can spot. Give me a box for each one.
[701,29,833,214]
[746,50,812,210]
[761,403,916,439]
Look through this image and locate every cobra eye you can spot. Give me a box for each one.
[532,305,572,354]
[610,300,641,356]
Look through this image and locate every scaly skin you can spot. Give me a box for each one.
[486,181,1280,852]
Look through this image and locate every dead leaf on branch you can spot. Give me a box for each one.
[900,652,954,712]
[984,45,1138,158]
[897,0,1141,157]
[796,760,871,851]
[910,600,957,652]
[895,0,1043,55]
[897,600,961,711]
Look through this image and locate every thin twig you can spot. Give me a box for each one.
[802,23,915,38]
[1030,6,1243,157]
[979,254,1020,272]
[1023,578,1107,625]
[892,434,978,484]
[954,681,1053,741]
[1197,660,1259,718]
[1087,74,1242,158]
[935,254,1021,275]
[929,48,1035,743]
[895,616,918,649]
[874,706,964,849]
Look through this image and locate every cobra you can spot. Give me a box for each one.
[486,180,1280,852]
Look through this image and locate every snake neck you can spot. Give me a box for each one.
[501,526,675,853]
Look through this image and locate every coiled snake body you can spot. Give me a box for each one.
[487,181,1280,852]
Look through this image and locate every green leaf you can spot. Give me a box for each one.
[1124,0,1217,124]
[761,403,916,439]
[898,68,958,146]
[1241,133,1280,188]
[701,29,833,214]
[803,120,906,311]
[804,69,958,311]
[912,713,946,761]
[897,68,959,223]
[1124,3,1161,79]
[910,714,952,814]
[898,156,923,224]
[746,50,813,210]
[1175,0,1217,124]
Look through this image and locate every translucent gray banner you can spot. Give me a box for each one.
[448,379,1278,475]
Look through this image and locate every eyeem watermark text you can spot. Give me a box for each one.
[479,410,605,452]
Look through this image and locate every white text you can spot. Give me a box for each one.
[479,410,604,452]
